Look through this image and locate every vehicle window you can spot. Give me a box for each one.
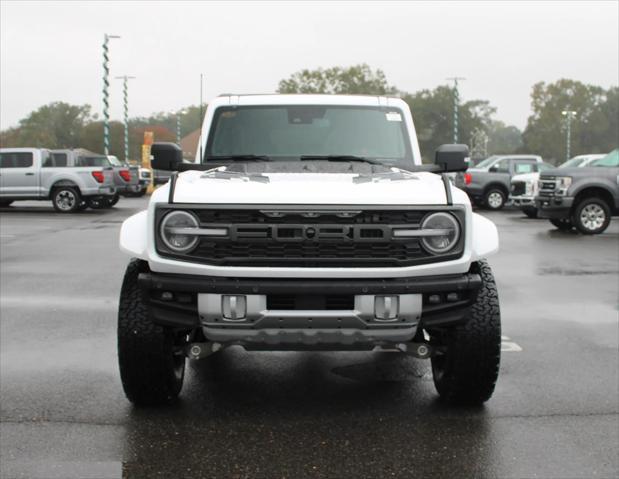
[537,162,554,171]
[492,158,509,173]
[475,156,499,168]
[107,156,123,166]
[591,149,619,167]
[514,162,534,174]
[43,152,68,167]
[0,152,34,168]
[76,156,110,167]
[206,105,414,167]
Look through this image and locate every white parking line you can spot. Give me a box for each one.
[501,335,523,352]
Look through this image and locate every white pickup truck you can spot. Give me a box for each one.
[118,94,501,406]
[0,148,116,212]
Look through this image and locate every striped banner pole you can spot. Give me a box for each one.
[102,34,120,156]
[116,75,135,162]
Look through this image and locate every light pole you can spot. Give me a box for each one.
[115,75,136,163]
[175,109,187,144]
[561,110,577,161]
[102,34,120,155]
[447,77,466,143]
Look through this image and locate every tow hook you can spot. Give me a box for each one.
[396,342,434,359]
[184,342,222,359]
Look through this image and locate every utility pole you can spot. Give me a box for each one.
[561,110,577,161]
[446,77,466,143]
[102,33,120,155]
[115,75,136,163]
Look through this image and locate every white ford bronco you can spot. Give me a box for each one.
[118,94,501,406]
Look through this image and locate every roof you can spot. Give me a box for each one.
[210,94,407,108]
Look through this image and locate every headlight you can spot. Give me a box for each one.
[419,212,460,254]
[160,210,199,252]
[554,176,572,195]
[525,181,533,195]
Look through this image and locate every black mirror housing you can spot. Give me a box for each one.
[151,142,183,171]
[434,144,469,172]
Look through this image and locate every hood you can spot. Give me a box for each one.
[511,172,539,183]
[540,167,592,178]
[164,168,453,205]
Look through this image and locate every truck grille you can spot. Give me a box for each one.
[155,206,465,268]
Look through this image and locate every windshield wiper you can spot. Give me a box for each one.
[299,155,383,165]
[206,155,272,161]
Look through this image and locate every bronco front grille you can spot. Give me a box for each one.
[155,206,465,268]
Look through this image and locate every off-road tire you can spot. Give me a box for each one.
[109,193,120,206]
[550,218,573,231]
[572,197,611,235]
[52,187,81,213]
[430,260,501,404]
[522,206,538,219]
[118,259,186,406]
[484,188,506,210]
[87,197,113,209]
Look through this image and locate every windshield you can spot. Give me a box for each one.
[559,157,585,168]
[107,156,123,166]
[76,156,110,167]
[591,149,619,167]
[474,156,499,168]
[205,105,414,167]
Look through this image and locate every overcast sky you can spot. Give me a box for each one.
[1,1,618,130]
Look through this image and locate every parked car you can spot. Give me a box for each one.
[536,149,619,234]
[0,147,116,212]
[66,152,140,207]
[136,167,153,196]
[510,155,605,218]
[459,154,545,210]
[118,94,502,406]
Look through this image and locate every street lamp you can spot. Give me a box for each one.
[115,75,136,163]
[561,110,577,161]
[102,34,121,156]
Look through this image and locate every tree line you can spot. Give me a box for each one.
[1,65,617,164]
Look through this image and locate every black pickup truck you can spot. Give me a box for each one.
[536,149,619,234]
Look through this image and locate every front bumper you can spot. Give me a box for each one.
[535,196,574,219]
[138,271,481,349]
[510,195,535,207]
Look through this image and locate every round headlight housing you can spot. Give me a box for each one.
[420,212,460,254]
[160,210,199,253]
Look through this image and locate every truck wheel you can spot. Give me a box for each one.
[430,260,501,404]
[87,197,113,209]
[484,189,506,210]
[118,259,186,406]
[550,218,573,231]
[52,187,81,213]
[522,206,538,219]
[572,198,611,235]
[109,193,120,206]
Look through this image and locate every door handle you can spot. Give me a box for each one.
[25,172,35,176]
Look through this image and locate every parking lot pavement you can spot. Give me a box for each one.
[1,198,618,478]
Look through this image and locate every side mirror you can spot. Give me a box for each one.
[151,142,183,171]
[434,144,469,172]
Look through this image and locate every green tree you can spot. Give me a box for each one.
[487,120,523,155]
[521,79,617,163]
[277,64,398,95]
[15,102,93,148]
[401,86,496,162]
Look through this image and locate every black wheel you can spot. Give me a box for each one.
[118,259,186,406]
[430,260,501,404]
[522,207,538,219]
[52,187,81,213]
[109,193,120,206]
[77,201,89,211]
[550,218,573,231]
[572,197,611,235]
[0,200,13,207]
[484,188,506,210]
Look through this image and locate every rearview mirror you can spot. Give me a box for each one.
[434,144,469,172]
[151,142,183,171]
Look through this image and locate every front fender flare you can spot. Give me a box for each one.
[470,212,499,260]
[120,210,148,259]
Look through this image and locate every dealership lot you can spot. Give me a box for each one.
[1,198,617,478]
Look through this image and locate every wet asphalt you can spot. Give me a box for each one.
[0,198,617,479]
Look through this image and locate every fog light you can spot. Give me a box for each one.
[446,292,460,302]
[161,291,174,301]
[375,296,399,320]
[222,295,247,320]
[428,294,441,304]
